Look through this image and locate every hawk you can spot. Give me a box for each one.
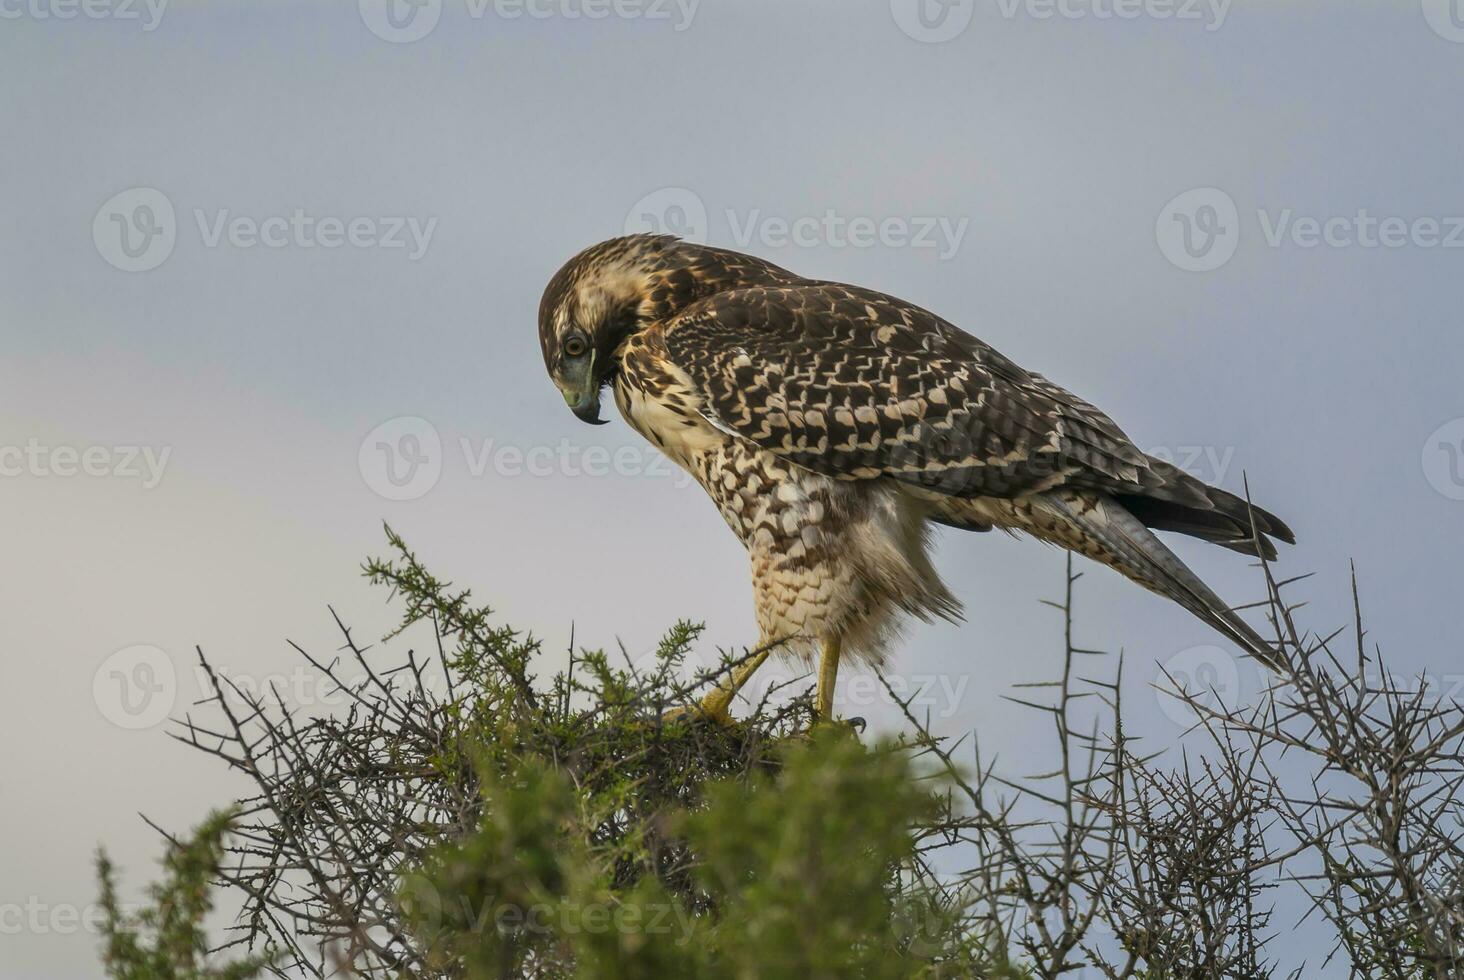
[538,234,1293,725]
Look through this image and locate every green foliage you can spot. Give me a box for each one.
[401,759,586,977]
[97,526,1046,978]
[684,733,949,979]
[399,753,701,980]
[97,528,1464,978]
[397,732,996,980]
[96,811,275,980]
[362,526,808,907]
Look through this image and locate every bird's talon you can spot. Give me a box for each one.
[660,702,735,727]
[807,715,865,738]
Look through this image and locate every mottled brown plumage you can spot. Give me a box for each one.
[538,234,1293,708]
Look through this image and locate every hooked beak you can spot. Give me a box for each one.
[556,346,609,425]
[553,339,611,424]
[564,385,607,425]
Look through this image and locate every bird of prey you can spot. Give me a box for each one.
[538,234,1293,725]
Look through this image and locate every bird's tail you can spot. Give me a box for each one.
[1032,491,1283,670]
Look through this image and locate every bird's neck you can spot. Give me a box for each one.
[626,240,799,325]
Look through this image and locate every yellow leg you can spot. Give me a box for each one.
[675,645,775,726]
[814,635,842,723]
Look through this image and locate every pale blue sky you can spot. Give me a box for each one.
[3,2,1463,975]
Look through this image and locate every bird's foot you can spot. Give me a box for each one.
[659,697,736,728]
[801,715,866,739]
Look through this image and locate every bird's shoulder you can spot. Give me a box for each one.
[663,279,1028,379]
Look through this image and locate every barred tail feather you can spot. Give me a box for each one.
[1111,459,1295,561]
[1034,492,1283,670]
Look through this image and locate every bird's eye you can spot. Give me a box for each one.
[564,336,588,358]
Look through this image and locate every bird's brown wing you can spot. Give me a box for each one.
[664,280,1293,555]
[663,280,1159,500]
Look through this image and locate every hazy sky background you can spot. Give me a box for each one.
[3,1,1463,975]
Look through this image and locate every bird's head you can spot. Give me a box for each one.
[539,234,794,426]
[537,235,672,425]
